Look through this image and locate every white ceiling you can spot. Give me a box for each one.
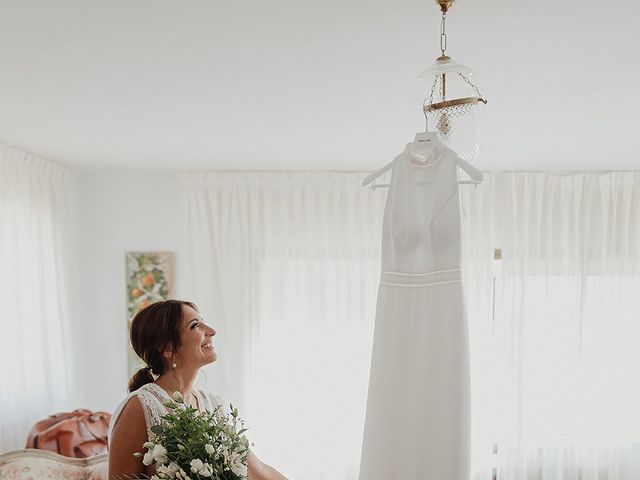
[1,0,639,172]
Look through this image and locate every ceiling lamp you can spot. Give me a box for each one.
[418,0,487,166]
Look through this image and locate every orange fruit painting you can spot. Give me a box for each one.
[131,288,143,298]
[139,299,152,309]
[125,251,174,378]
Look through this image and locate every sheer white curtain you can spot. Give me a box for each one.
[185,172,385,479]
[461,172,640,480]
[0,144,73,453]
[185,170,640,480]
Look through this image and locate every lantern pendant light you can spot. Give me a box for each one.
[418,0,487,166]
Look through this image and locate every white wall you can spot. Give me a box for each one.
[68,170,189,412]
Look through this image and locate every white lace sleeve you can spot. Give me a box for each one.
[108,384,172,446]
[136,388,167,441]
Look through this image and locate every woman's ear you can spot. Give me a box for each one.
[161,346,174,360]
[161,349,176,370]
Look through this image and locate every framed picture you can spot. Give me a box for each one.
[125,251,174,377]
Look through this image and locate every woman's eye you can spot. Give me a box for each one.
[191,322,199,329]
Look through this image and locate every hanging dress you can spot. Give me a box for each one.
[359,139,471,479]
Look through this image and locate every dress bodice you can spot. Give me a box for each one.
[381,139,462,274]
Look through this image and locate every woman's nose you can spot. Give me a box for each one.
[207,326,216,336]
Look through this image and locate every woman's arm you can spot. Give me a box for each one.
[247,450,288,480]
[108,397,148,480]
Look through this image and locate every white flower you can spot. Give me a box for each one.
[175,468,191,480]
[204,444,215,456]
[190,459,204,474]
[150,476,160,480]
[218,445,229,463]
[199,463,213,477]
[153,444,169,465]
[157,462,180,478]
[222,449,247,477]
[189,459,214,477]
[213,407,226,422]
[143,441,155,449]
[172,391,184,403]
[143,444,169,465]
[142,452,154,466]
[230,458,247,478]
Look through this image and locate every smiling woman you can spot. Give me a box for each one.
[107,299,288,480]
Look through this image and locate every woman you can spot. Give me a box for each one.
[108,299,288,480]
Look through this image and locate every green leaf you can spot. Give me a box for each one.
[150,425,164,434]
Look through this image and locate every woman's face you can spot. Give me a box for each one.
[175,304,217,367]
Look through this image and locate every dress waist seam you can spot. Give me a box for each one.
[380,268,460,276]
[380,268,462,287]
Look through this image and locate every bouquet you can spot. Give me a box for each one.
[135,391,250,480]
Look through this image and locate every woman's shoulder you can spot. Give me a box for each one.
[110,388,144,423]
[108,391,146,446]
[108,383,166,443]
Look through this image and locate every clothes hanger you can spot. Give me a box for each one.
[407,137,484,184]
[360,130,441,190]
[362,104,484,188]
[361,151,483,190]
[361,159,393,189]
[362,101,432,188]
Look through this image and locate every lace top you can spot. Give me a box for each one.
[107,383,224,447]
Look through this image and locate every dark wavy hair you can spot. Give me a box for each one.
[127,299,198,392]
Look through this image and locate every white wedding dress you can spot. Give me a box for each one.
[108,383,224,445]
[359,139,471,479]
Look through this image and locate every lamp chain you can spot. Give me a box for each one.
[440,12,447,56]
[429,77,438,105]
[458,73,485,100]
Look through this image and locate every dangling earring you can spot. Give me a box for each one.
[172,357,177,369]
